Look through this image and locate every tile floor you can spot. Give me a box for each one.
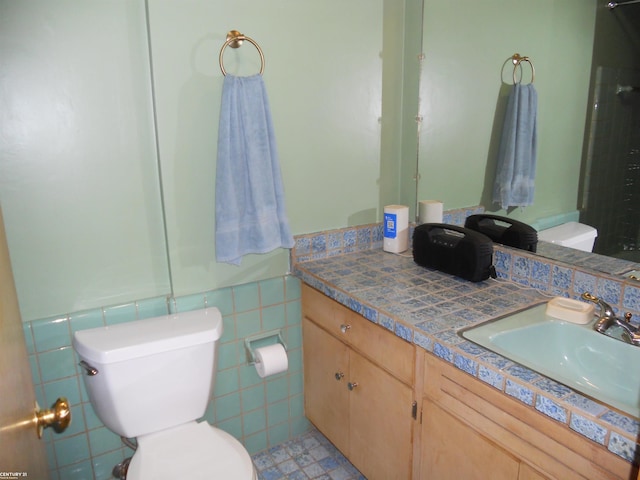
[251,427,366,480]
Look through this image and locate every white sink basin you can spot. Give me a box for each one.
[461,304,640,418]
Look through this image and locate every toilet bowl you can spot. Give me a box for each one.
[537,221,598,252]
[127,422,255,480]
[72,307,256,480]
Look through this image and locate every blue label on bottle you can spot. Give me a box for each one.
[384,213,397,239]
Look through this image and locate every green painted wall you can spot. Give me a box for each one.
[417,0,597,225]
[0,0,599,322]
[147,0,403,297]
[0,1,418,321]
[0,1,171,320]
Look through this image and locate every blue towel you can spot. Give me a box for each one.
[492,83,538,209]
[215,74,294,265]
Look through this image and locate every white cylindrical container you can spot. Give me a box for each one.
[383,205,409,253]
[418,200,444,224]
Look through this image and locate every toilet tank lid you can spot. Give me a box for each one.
[538,221,597,243]
[72,307,223,365]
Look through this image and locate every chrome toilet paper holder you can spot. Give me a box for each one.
[245,330,287,365]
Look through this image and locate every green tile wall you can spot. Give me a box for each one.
[25,275,308,480]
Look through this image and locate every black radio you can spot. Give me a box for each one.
[464,214,538,252]
[412,224,494,282]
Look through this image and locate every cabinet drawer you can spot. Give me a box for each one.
[302,284,414,385]
[302,284,349,334]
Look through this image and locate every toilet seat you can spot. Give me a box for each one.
[126,422,256,480]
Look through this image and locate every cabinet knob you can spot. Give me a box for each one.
[340,324,351,333]
[335,372,345,381]
[348,381,359,391]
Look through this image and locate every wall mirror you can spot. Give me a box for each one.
[415,0,640,277]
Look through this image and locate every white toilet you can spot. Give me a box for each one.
[72,307,256,480]
[537,221,598,252]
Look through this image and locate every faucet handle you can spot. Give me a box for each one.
[624,312,633,323]
[581,292,615,319]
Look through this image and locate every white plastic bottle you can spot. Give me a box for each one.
[383,205,409,253]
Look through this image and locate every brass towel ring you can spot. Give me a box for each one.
[511,53,535,84]
[219,30,265,76]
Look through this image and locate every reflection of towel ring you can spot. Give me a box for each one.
[219,30,265,76]
[511,53,535,84]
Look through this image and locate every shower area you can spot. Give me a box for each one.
[580,1,640,262]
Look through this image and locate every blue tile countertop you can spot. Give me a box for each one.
[293,246,640,465]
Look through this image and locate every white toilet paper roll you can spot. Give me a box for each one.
[418,200,444,224]
[254,343,288,378]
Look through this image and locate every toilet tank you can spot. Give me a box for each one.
[538,222,598,252]
[73,307,223,439]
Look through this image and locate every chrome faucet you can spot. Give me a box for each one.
[581,292,640,346]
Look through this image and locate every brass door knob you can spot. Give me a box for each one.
[35,397,71,439]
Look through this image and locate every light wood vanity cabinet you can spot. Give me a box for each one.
[421,398,523,480]
[420,354,636,480]
[519,464,550,480]
[302,285,416,480]
[302,284,638,480]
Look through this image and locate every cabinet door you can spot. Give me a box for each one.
[303,317,350,454]
[421,399,519,480]
[349,351,414,480]
[519,463,549,480]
